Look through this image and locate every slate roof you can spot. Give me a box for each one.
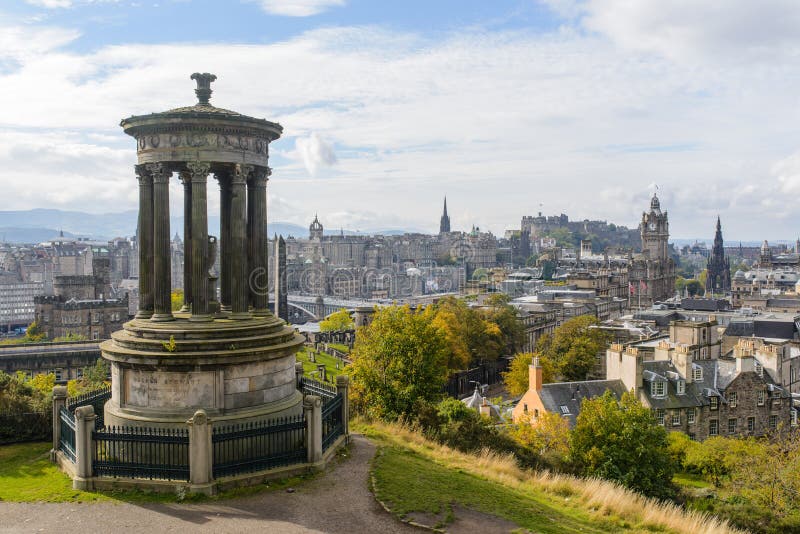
[539,379,627,427]
[641,360,709,409]
[724,321,754,337]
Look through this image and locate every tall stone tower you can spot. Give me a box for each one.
[641,193,669,260]
[309,214,323,240]
[439,197,451,234]
[706,217,731,293]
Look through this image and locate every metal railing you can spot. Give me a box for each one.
[67,385,111,429]
[58,406,76,462]
[212,415,307,479]
[93,426,189,481]
[322,393,344,452]
[300,377,337,401]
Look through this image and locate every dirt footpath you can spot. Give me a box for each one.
[0,435,419,534]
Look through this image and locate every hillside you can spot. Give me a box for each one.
[359,420,738,534]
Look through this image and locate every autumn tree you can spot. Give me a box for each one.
[320,308,355,332]
[570,390,675,498]
[510,411,570,468]
[537,315,610,381]
[349,305,449,420]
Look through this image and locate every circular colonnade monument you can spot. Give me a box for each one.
[101,73,304,429]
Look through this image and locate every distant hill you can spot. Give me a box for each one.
[0,227,79,244]
[0,209,415,243]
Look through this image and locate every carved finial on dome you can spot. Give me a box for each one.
[190,72,217,106]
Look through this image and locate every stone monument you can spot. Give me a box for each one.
[100,73,304,428]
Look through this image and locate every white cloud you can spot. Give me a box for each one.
[250,0,345,17]
[295,132,337,176]
[2,16,800,239]
[25,0,73,7]
[563,0,800,64]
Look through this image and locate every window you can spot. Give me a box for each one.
[92,332,99,340]
[76,368,83,379]
[672,411,681,426]
[729,392,737,408]
[757,390,765,406]
[651,381,666,397]
[710,419,718,436]
[710,396,719,410]
[534,409,539,419]
[654,408,665,425]
[693,367,703,382]
[747,416,755,433]
[792,410,798,427]
[769,415,778,430]
[54,369,62,381]
[560,405,570,415]
[755,362,764,377]
[676,380,686,395]
[523,403,528,413]
[688,408,696,424]
[728,418,737,434]
[688,432,696,441]
[792,367,796,383]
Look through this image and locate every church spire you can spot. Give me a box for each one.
[439,196,451,234]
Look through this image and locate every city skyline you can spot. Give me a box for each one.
[2,1,800,239]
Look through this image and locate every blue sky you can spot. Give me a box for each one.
[2,0,800,240]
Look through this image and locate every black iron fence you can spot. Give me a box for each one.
[300,377,337,401]
[67,385,111,429]
[92,426,190,481]
[212,415,307,479]
[322,393,344,452]
[59,406,76,462]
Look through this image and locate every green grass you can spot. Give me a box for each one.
[0,442,110,502]
[326,343,351,354]
[371,445,616,533]
[0,441,318,504]
[673,472,713,490]
[296,347,348,381]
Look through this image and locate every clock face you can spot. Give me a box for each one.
[648,223,656,231]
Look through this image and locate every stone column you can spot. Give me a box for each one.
[180,172,193,312]
[247,175,256,309]
[230,164,252,319]
[250,167,270,315]
[218,172,232,312]
[50,385,67,462]
[304,395,322,464]
[73,405,96,490]
[187,410,213,494]
[336,375,350,441]
[135,165,154,319]
[148,163,173,321]
[188,162,212,321]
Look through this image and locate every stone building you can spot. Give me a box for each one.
[439,197,450,234]
[34,258,127,340]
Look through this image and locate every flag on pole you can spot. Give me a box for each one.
[640,280,647,291]
[629,282,635,295]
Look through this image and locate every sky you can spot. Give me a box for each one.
[2,0,800,240]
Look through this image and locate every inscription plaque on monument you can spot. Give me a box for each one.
[124,369,217,409]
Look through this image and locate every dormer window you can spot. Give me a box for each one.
[676,380,686,395]
[755,362,764,378]
[651,381,666,397]
[693,367,703,382]
[560,405,570,415]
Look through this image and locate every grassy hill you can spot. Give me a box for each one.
[359,420,739,534]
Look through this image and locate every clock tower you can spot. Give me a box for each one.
[641,193,669,260]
